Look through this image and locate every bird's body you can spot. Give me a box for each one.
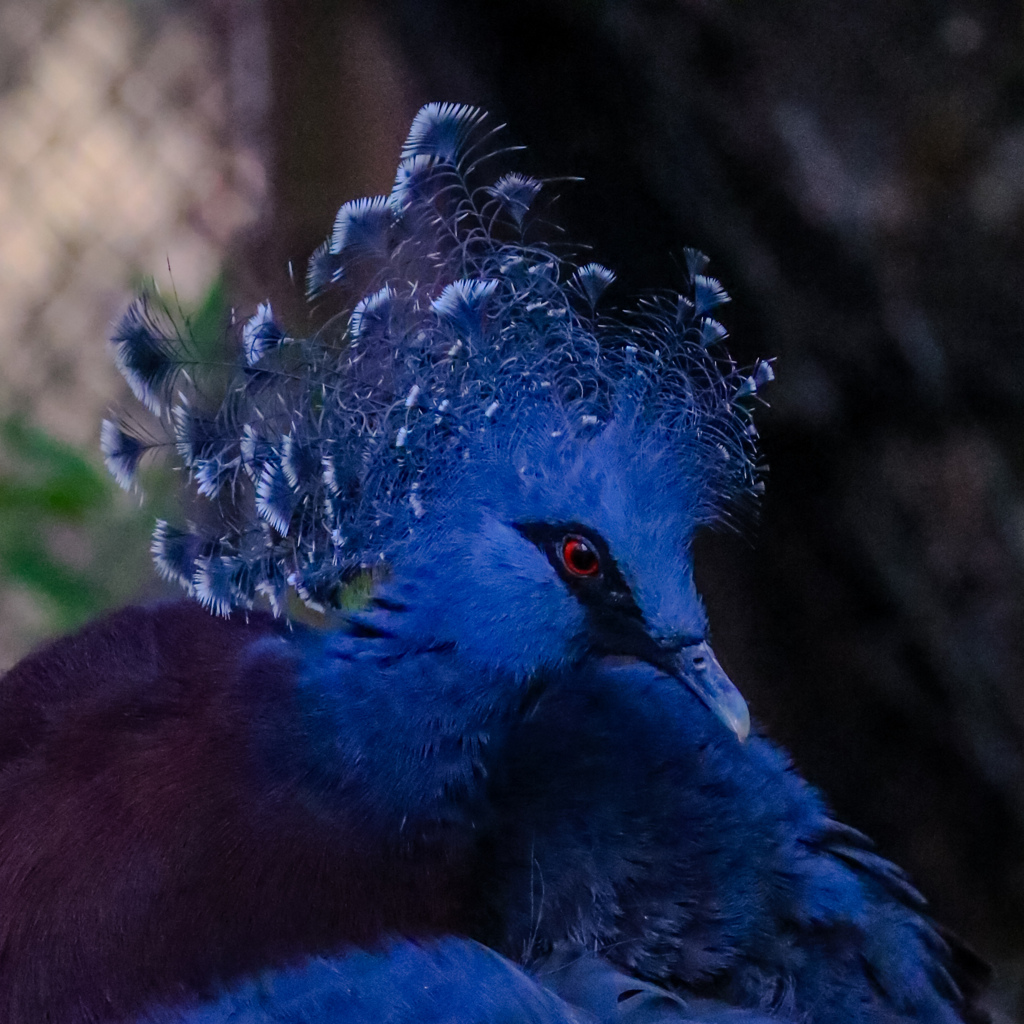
[0,599,985,1024]
[0,103,989,1023]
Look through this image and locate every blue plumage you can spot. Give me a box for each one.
[0,104,986,1024]
[102,102,765,619]
[133,937,785,1024]
[133,939,591,1024]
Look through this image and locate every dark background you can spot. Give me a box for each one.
[3,0,1023,1016]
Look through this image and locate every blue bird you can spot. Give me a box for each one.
[0,104,987,1024]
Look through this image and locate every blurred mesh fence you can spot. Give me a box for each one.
[0,0,266,666]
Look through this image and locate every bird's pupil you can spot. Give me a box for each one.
[563,536,599,576]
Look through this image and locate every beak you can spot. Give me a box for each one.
[667,641,750,741]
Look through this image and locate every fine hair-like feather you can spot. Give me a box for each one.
[102,102,771,617]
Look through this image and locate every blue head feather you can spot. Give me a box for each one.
[102,102,769,621]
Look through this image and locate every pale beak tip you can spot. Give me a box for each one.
[723,698,751,743]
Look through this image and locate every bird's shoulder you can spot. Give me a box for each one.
[805,820,992,1024]
[0,600,284,769]
[0,603,489,1024]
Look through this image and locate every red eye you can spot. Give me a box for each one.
[561,535,600,577]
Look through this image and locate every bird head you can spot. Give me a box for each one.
[357,406,751,739]
[101,103,767,740]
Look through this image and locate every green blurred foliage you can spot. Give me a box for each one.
[0,277,231,654]
[0,416,172,637]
